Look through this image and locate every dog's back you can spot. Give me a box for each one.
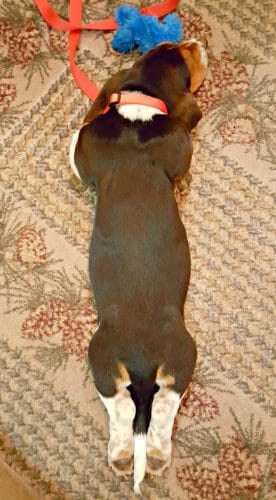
[89,114,191,314]
[71,41,207,493]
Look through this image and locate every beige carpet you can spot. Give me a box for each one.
[0,1,275,498]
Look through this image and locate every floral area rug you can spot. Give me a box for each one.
[0,1,275,498]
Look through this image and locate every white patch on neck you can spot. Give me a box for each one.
[117,91,166,122]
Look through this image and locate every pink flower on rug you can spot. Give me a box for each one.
[179,381,220,421]
[22,298,98,360]
[62,304,98,360]
[180,10,212,44]
[195,51,249,112]
[48,27,67,53]
[15,227,47,268]
[219,115,257,144]
[0,83,17,113]
[176,437,262,498]
[7,24,41,67]
[0,21,14,47]
[217,436,262,496]
[176,465,231,499]
[22,299,72,340]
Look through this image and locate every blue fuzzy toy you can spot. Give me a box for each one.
[112,5,183,54]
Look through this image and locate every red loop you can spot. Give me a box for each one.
[34,0,180,100]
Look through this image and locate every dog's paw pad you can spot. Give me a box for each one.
[147,455,169,475]
[110,456,133,476]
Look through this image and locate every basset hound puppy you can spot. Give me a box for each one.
[70,39,207,494]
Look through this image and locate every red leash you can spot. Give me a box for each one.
[34,0,180,101]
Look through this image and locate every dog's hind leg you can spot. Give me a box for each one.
[147,327,197,475]
[99,388,135,476]
[89,331,135,476]
[146,385,181,475]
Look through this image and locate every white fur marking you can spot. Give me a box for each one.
[184,37,200,46]
[69,130,81,180]
[99,390,147,491]
[184,38,208,70]
[98,390,135,465]
[133,434,147,495]
[117,91,165,122]
[118,103,165,122]
[197,41,208,70]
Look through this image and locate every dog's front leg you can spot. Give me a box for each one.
[99,388,135,476]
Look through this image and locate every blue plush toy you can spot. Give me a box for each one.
[112,5,183,54]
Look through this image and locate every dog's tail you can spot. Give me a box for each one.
[133,433,147,495]
[128,383,159,495]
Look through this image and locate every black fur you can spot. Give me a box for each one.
[78,44,200,429]
[128,383,159,434]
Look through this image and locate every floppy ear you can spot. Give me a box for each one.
[179,39,208,93]
[83,91,108,124]
[173,92,202,131]
[83,69,130,124]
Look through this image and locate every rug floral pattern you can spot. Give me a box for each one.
[0,1,275,498]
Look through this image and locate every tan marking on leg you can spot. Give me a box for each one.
[156,366,175,387]
[115,363,131,390]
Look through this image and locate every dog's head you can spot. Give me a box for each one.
[84,39,207,131]
[124,39,207,95]
[121,39,207,130]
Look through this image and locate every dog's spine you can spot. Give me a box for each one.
[128,383,159,494]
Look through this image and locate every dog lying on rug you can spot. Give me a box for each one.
[70,40,207,494]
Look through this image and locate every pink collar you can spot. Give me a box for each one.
[103,92,168,115]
